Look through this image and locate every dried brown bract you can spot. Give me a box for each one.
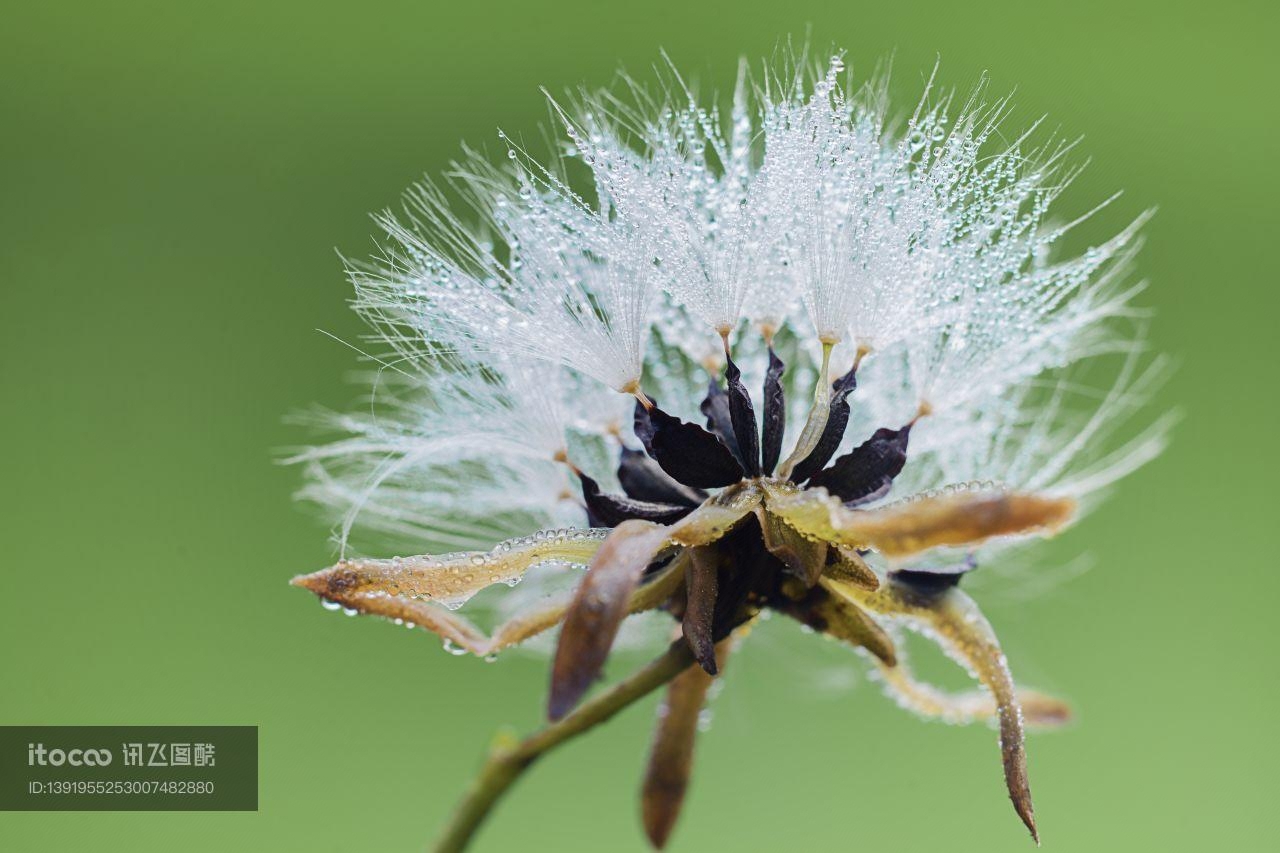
[295,339,1077,851]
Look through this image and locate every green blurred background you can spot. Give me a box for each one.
[2,1,1275,850]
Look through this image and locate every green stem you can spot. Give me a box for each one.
[432,641,696,852]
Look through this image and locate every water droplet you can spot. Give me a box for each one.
[696,709,714,732]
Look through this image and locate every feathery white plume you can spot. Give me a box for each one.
[297,51,1164,572]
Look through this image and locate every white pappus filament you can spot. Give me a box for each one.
[295,51,1166,583]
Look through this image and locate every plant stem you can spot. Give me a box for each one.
[432,640,696,852]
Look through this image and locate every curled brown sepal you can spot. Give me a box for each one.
[308,591,492,654]
[549,520,671,721]
[757,507,828,587]
[295,534,687,660]
[487,555,688,655]
[291,528,611,610]
[549,483,762,721]
[763,481,1076,559]
[823,547,880,591]
[667,481,764,548]
[873,656,1072,729]
[832,577,1041,843]
[777,579,897,665]
[682,547,720,675]
[641,639,732,849]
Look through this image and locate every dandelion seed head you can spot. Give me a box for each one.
[291,51,1170,851]
[298,51,1164,569]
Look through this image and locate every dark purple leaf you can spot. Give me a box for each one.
[634,398,657,452]
[635,403,745,489]
[723,354,760,476]
[806,424,911,505]
[579,473,694,528]
[760,347,786,475]
[617,447,704,507]
[698,380,744,466]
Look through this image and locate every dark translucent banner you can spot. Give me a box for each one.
[0,726,257,811]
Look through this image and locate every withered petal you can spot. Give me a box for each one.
[724,354,761,477]
[699,380,745,467]
[634,396,658,450]
[487,554,688,654]
[757,507,828,587]
[549,521,672,721]
[290,529,610,610]
[667,481,763,549]
[874,656,1072,729]
[779,580,896,665]
[682,547,720,675]
[762,481,1076,559]
[831,577,1040,842]
[636,401,746,489]
[852,491,1076,559]
[806,424,911,505]
[617,447,705,507]
[579,473,694,527]
[549,486,761,720]
[641,639,731,850]
[823,547,880,590]
[760,347,787,475]
[305,591,490,654]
